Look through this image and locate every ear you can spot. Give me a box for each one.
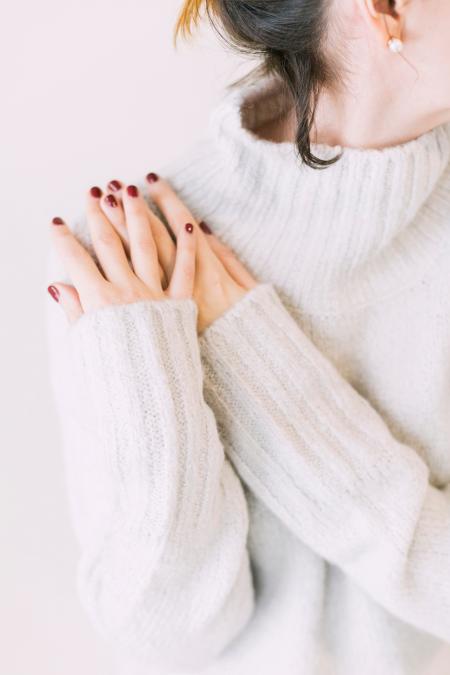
[371,1,399,19]
[362,0,407,45]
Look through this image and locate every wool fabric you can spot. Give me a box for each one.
[47,75,450,675]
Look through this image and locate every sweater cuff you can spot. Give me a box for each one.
[67,297,201,513]
[69,296,201,415]
[198,282,428,559]
[70,296,199,366]
[199,282,294,356]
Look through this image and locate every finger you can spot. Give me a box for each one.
[86,187,133,285]
[145,210,177,284]
[100,191,129,250]
[122,185,162,292]
[145,174,219,278]
[106,179,123,200]
[145,174,195,238]
[104,180,172,285]
[105,179,124,214]
[144,173,178,278]
[47,283,83,324]
[168,222,197,300]
[199,221,258,290]
[50,217,106,300]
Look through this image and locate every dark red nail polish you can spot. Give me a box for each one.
[52,217,64,226]
[146,172,159,184]
[199,221,212,235]
[105,194,118,208]
[127,185,139,198]
[185,223,194,233]
[48,285,60,303]
[90,186,102,199]
[107,180,122,192]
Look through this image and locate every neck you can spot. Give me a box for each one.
[312,85,448,151]
[277,46,450,150]
[206,72,450,314]
[203,72,450,311]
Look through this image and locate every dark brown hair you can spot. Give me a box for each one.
[176,0,340,169]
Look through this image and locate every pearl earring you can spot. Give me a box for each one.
[382,12,404,54]
[387,36,404,53]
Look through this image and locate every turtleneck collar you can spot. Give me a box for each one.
[200,74,450,314]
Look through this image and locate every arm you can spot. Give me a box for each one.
[199,282,450,643]
[46,203,254,672]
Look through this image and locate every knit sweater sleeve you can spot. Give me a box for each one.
[199,282,450,644]
[46,271,254,671]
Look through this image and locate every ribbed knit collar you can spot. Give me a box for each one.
[204,75,450,314]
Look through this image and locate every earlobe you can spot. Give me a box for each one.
[362,0,405,53]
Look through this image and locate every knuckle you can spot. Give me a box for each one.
[95,229,117,248]
[104,280,135,302]
[182,264,195,285]
[164,192,181,210]
[134,230,155,252]
[85,282,113,309]
[181,235,196,254]
[60,243,83,264]
[125,196,145,213]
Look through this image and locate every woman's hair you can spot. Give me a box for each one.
[176,0,340,169]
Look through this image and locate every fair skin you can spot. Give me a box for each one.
[263,0,450,148]
[49,0,450,324]
[49,180,257,332]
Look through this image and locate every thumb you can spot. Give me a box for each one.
[47,283,84,324]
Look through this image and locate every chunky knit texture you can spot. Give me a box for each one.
[47,75,450,675]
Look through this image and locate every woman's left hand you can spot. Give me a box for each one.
[49,176,258,334]
[142,174,259,333]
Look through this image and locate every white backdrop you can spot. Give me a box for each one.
[1,2,248,673]
[3,3,449,675]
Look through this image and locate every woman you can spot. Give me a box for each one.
[46,1,450,673]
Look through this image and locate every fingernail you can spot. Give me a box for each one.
[107,180,122,192]
[105,194,118,208]
[52,217,64,226]
[185,223,194,234]
[127,185,139,198]
[199,221,212,235]
[90,186,102,199]
[48,285,60,303]
[146,172,159,184]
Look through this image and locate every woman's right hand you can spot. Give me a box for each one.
[48,184,197,325]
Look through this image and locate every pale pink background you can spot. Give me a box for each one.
[1,2,249,673]
[1,2,448,674]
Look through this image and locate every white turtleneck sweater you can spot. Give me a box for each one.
[46,75,450,675]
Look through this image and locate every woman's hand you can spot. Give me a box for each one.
[142,173,259,333]
[48,184,197,325]
[49,176,258,334]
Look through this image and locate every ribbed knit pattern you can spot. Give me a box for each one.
[47,74,450,675]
